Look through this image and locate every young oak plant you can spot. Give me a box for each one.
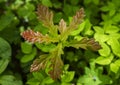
[21,5,101,80]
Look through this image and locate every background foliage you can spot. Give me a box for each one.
[0,0,120,85]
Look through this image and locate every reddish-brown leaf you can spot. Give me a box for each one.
[21,30,49,43]
[86,38,102,51]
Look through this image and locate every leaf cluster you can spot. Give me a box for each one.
[21,5,101,80]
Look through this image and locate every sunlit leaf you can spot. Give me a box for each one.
[77,67,101,85]
[93,26,104,34]
[107,38,120,57]
[70,21,86,36]
[82,19,93,36]
[61,71,75,82]
[104,25,119,34]
[94,33,109,43]
[114,59,120,67]
[98,43,111,57]
[110,63,119,73]
[42,77,54,84]
[95,54,114,65]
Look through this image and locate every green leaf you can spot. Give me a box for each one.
[92,0,99,5]
[107,38,120,57]
[34,23,48,35]
[93,26,104,34]
[63,4,73,16]
[41,0,52,7]
[0,12,15,31]
[0,75,23,85]
[0,21,20,44]
[27,78,40,85]
[33,72,45,80]
[0,59,9,74]
[100,6,109,12]
[43,77,54,84]
[77,75,101,85]
[53,1,62,8]
[61,82,72,85]
[21,42,32,54]
[104,25,119,34]
[21,47,37,63]
[53,12,63,23]
[99,75,112,85]
[110,63,119,73]
[0,37,11,59]
[95,53,114,65]
[112,13,120,23]
[94,33,109,43]
[114,59,120,67]
[63,64,70,71]
[70,0,80,5]
[66,51,74,62]
[61,71,75,83]
[0,0,6,3]
[74,35,83,41]
[84,0,92,4]
[109,33,120,40]
[17,3,35,18]
[70,21,86,36]
[77,83,82,85]
[35,43,56,52]
[82,19,93,36]
[109,9,116,16]
[98,43,111,57]
[77,67,101,85]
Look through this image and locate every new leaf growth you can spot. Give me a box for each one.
[21,5,101,80]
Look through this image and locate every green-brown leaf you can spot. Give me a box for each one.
[66,38,102,51]
[48,56,63,80]
[58,19,67,34]
[69,8,85,29]
[37,5,53,27]
[30,54,49,72]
